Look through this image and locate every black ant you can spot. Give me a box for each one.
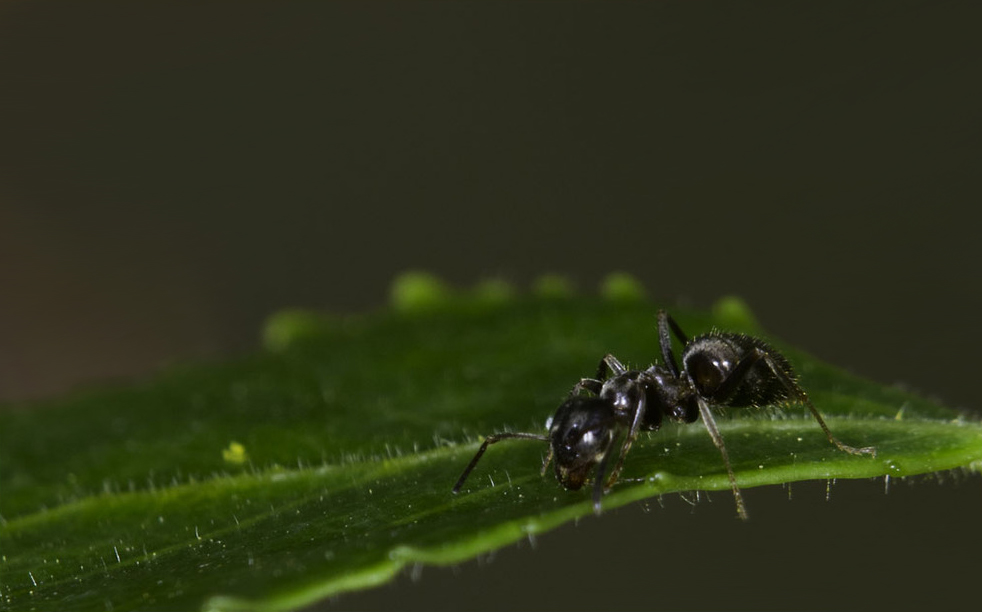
[452,309,876,519]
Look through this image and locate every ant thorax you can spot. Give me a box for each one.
[642,365,699,425]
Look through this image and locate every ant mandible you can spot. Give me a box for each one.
[452,309,876,519]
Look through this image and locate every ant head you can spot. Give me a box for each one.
[548,396,617,490]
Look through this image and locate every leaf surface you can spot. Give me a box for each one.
[2,285,980,611]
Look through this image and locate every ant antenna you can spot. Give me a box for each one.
[452,432,549,494]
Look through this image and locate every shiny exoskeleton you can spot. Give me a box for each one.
[452,310,876,518]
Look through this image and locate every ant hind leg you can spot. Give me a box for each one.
[759,353,876,457]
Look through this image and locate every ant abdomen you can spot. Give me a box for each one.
[683,333,796,407]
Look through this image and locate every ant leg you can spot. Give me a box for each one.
[758,352,876,457]
[604,395,648,489]
[708,348,876,457]
[540,446,554,476]
[599,353,628,378]
[570,378,602,396]
[710,348,765,402]
[452,432,549,493]
[696,397,748,520]
[582,353,639,495]
[657,310,685,376]
[570,354,627,397]
[591,445,615,516]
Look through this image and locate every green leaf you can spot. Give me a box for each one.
[2,278,980,612]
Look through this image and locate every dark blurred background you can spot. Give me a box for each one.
[1,1,979,610]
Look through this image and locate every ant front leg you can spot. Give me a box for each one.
[598,353,628,378]
[570,354,627,397]
[570,378,602,397]
[591,445,615,516]
[603,393,648,491]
